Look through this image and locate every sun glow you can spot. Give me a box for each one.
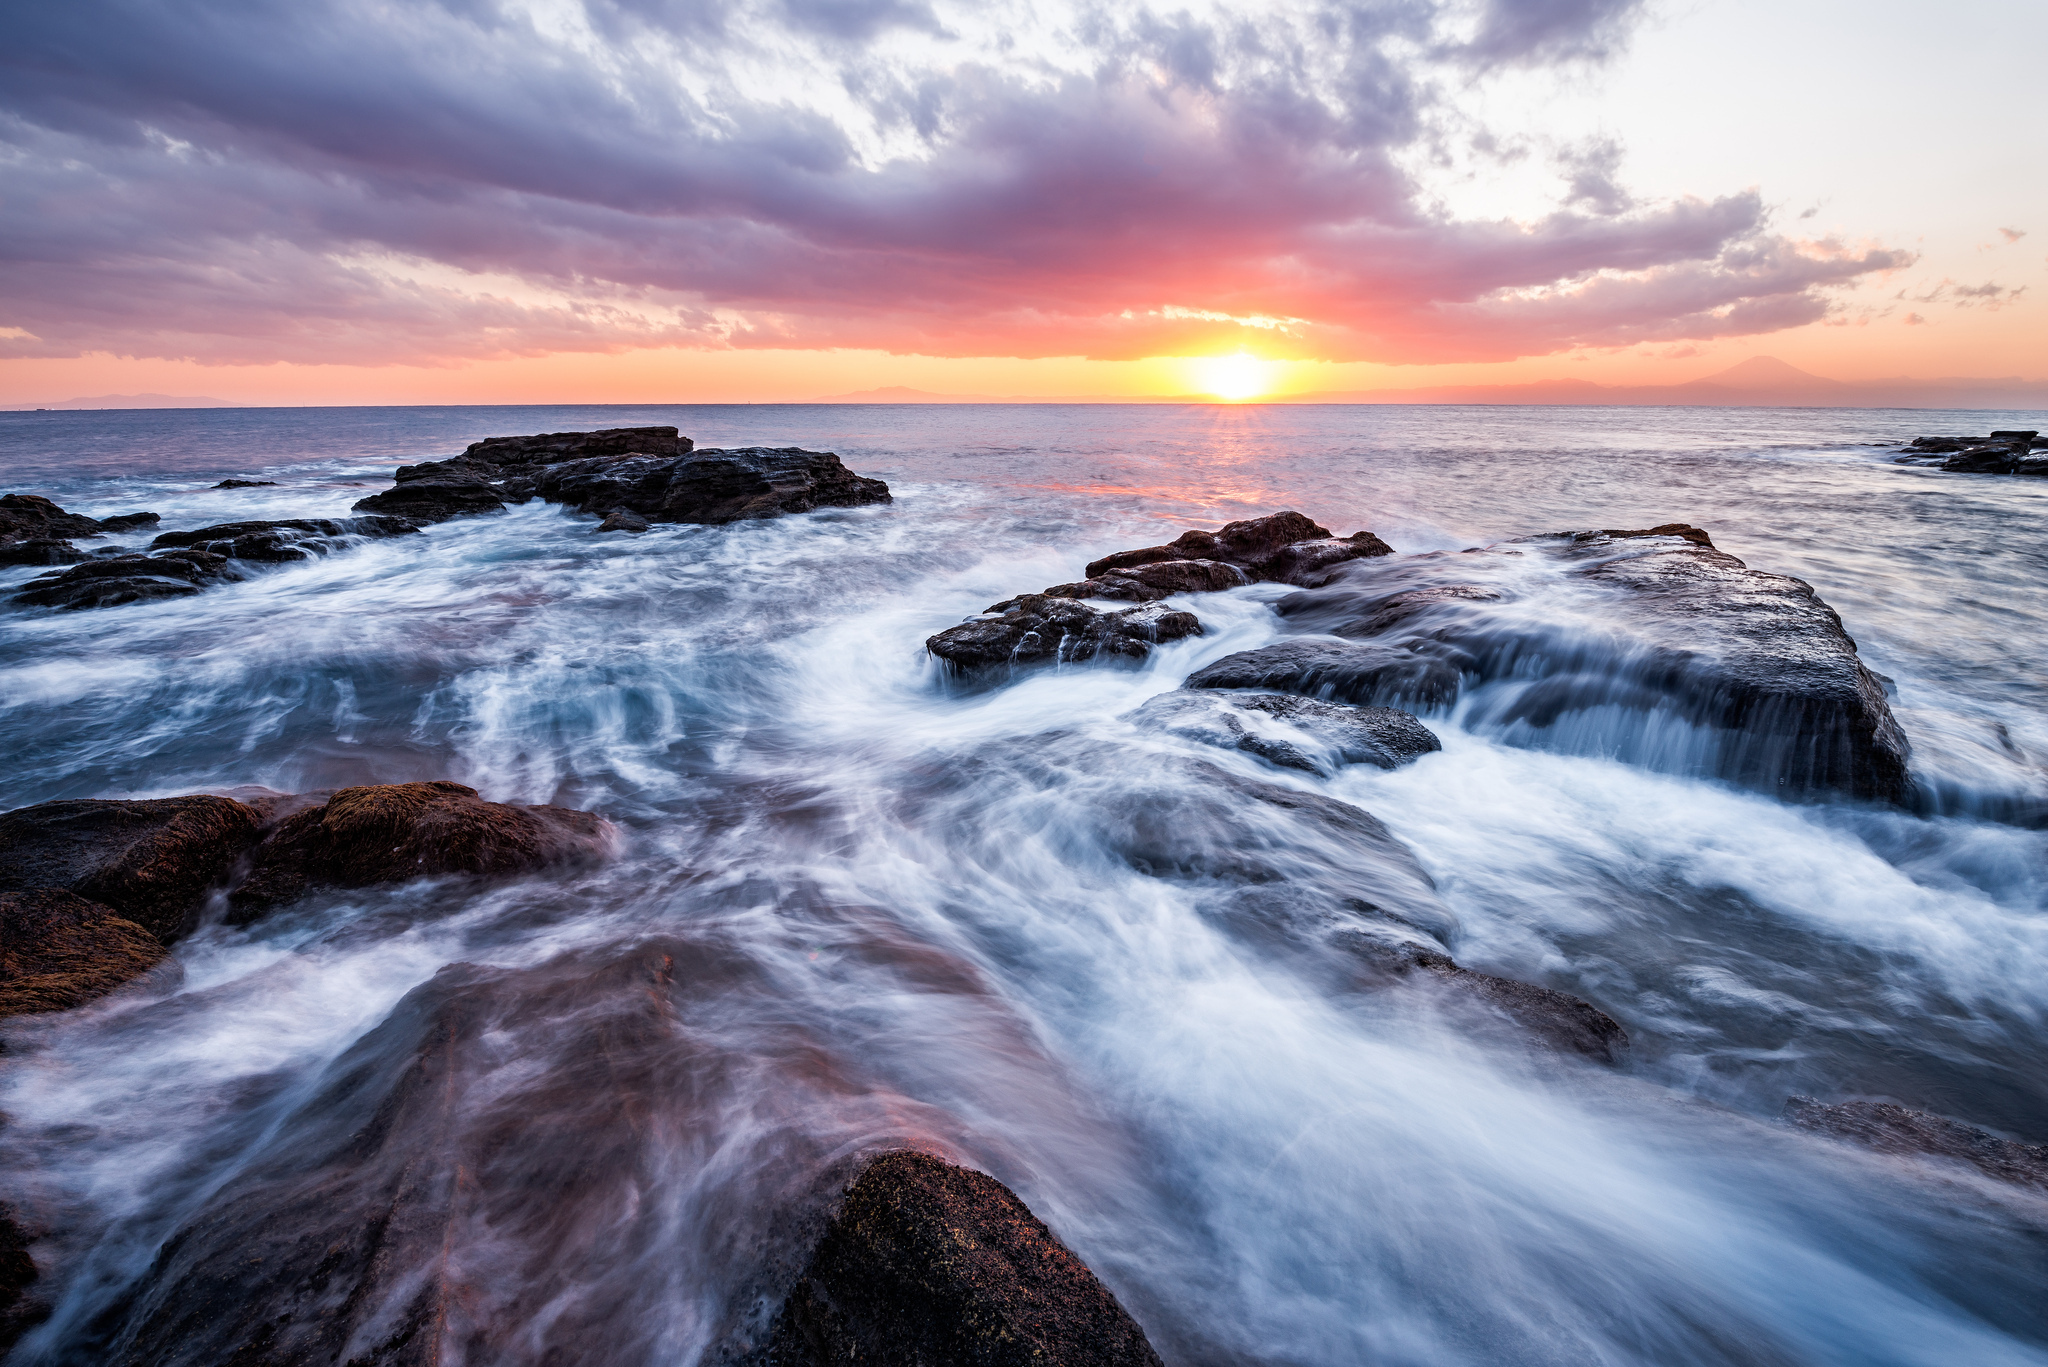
[1193,351,1272,401]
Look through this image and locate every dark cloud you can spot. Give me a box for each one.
[0,0,1910,366]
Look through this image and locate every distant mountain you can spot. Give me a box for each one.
[11,393,241,409]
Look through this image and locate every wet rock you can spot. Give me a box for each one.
[211,479,277,489]
[229,781,611,917]
[352,458,509,521]
[9,549,234,610]
[536,446,891,525]
[1898,432,2044,474]
[0,794,262,942]
[751,1150,1163,1367]
[0,538,88,566]
[1435,967,1627,1062]
[927,596,1201,676]
[1185,638,1465,711]
[463,425,690,465]
[0,1203,47,1355]
[0,493,104,543]
[1599,522,1714,547]
[1943,446,2024,474]
[1785,1097,2048,1191]
[0,887,167,1020]
[96,512,161,533]
[1038,558,1249,603]
[1125,690,1440,775]
[151,515,418,562]
[597,509,652,533]
[1086,511,1393,588]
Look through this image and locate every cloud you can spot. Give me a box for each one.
[0,0,1910,367]
[1999,227,2026,243]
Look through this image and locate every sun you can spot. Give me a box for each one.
[1194,352,1272,402]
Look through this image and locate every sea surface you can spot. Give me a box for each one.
[2,403,2046,1365]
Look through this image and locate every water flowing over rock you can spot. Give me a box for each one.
[0,795,262,942]
[1124,690,1441,775]
[0,495,159,569]
[150,516,419,563]
[1786,1097,2048,1191]
[926,596,1201,676]
[228,781,613,918]
[1085,511,1393,587]
[748,1150,1164,1367]
[0,888,168,1020]
[1196,526,1913,803]
[0,1204,45,1354]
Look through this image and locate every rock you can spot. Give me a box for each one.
[211,479,278,489]
[0,794,262,942]
[0,887,168,1019]
[926,596,1202,676]
[351,458,509,522]
[1037,558,1249,603]
[9,549,234,610]
[1942,446,2023,474]
[463,425,690,465]
[229,781,612,917]
[1085,511,1393,588]
[751,1150,1163,1367]
[1263,529,1913,804]
[1599,522,1714,547]
[597,509,652,533]
[0,538,88,566]
[0,1203,47,1355]
[97,512,162,533]
[536,446,891,524]
[0,493,104,543]
[150,516,418,562]
[1987,430,2040,443]
[1185,638,1465,711]
[2018,455,2048,478]
[1124,690,1440,775]
[1785,1097,2048,1191]
[1433,967,1628,1062]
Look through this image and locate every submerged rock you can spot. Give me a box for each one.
[212,479,277,489]
[0,794,261,942]
[597,509,652,533]
[229,780,612,917]
[927,596,1201,676]
[537,446,891,524]
[1086,511,1393,588]
[1185,638,1464,711]
[1125,689,1440,775]
[1786,1097,2048,1191]
[150,515,418,562]
[0,888,168,1020]
[751,1150,1163,1367]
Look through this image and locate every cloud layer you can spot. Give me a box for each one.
[0,0,1911,366]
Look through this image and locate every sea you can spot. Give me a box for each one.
[2,403,2045,1365]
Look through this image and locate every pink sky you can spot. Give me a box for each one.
[1,0,2040,405]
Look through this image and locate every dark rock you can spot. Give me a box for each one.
[0,1202,48,1355]
[151,516,418,562]
[0,794,262,942]
[229,781,612,917]
[1185,638,1465,711]
[1124,690,1440,775]
[10,549,234,610]
[1904,436,1974,453]
[2018,455,2048,478]
[96,512,161,533]
[211,479,278,489]
[463,425,689,465]
[1785,1097,2048,1191]
[1943,446,2023,474]
[1086,511,1392,587]
[1433,967,1628,1062]
[0,887,167,1019]
[753,1150,1162,1367]
[0,493,104,542]
[927,597,1201,676]
[1038,558,1249,603]
[597,509,652,533]
[1599,522,1714,547]
[537,446,891,524]
[0,538,88,566]
[1987,430,2039,442]
[351,459,509,522]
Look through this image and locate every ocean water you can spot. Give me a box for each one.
[2,402,2046,1365]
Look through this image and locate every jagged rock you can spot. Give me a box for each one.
[463,425,689,465]
[351,458,509,522]
[927,597,1201,675]
[229,781,611,917]
[1085,512,1393,588]
[212,479,278,489]
[1185,638,1465,711]
[0,493,104,543]
[0,538,87,566]
[1898,431,2045,474]
[97,512,161,533]
[1786,1097,2048,1191]
[750,1150,1163,1367]
[597,510,652,533]
[536,446,891,524]
[151,516,418,562]
[10,549,234,610]
[1124,690,1440,775]
[0,794,262,942]
[0,887,168,1020]
[1035,558,1249,603]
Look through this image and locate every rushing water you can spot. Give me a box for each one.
[2,403,2046,1365]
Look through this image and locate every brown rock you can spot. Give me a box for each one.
[926,597,1202,675]
[754,1150,1163,1367]
[1084,511,1391,587]
[0,795,261,942]
[1597,523,1715,548]
[229,781,611,917]
[1786,1097,2048,1191]
[0,887,167,1019]
[0,493,104,543]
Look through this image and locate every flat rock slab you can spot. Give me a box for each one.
[0,888,169,1020]
[753,1150,1163,1367]
[464,425,689,465]
[11,549,235,610]
[927,596,1201,676]
[536,446,891,524]
[1125,689,1440,775]
[0,794,261,942]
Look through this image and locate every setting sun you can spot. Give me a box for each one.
[1193,351,1272,401]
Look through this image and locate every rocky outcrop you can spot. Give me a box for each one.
[1125,690,1440,775]
[212,479,277,489]
[228,780,612,918]
[464,425,690,465]
[1786,1097,2048,1191]
[1893,431,2047,475]
[10,549,234,610]
[0,495,161,569]
[0,888,168,1019]
[0,794,262,942]
[535,446,891,524]
[1185,638,1466,711]
[150,516,418,562]
[0,538,89,566]
[351,457,512,521]
[927,597,1201,676]
[1031,558,1249,604]
[1086,511,1393,588]
[750,1151,1163,1367]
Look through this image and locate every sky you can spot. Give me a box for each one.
[1,0,2041,404]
